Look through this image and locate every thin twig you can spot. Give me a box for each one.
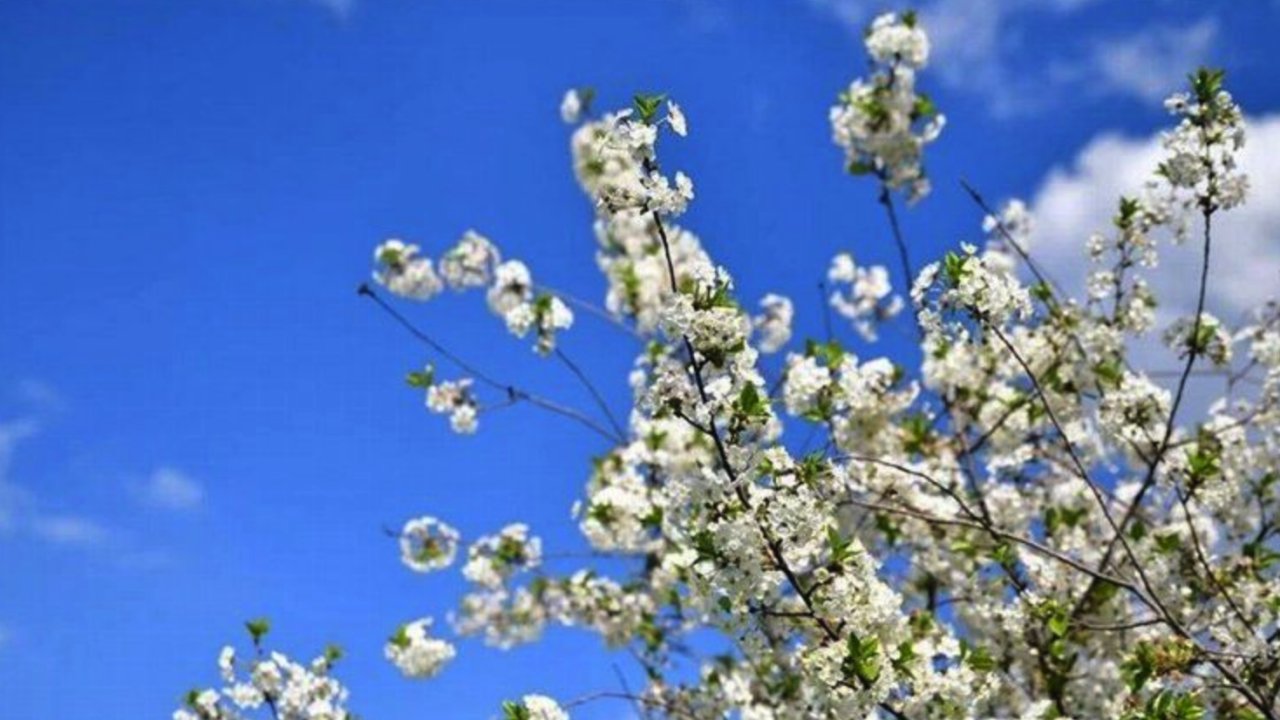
[555,347,627,439]
[359,284,623,444]
[535,282,645,341]
[960,179,1064,297]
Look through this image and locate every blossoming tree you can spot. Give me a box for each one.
[176,11,1280,720]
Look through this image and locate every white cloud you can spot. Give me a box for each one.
[1030,114,1280,321]
[135,467,205,511]
[0,386,177,563]
[808,0,1218,116]
[1027,115,1280,412]
[12,379,65,413]
[0,418,39,534]
[1079,19,1218,104]
[0,418,38,478]
[306,0,354,18]
[29,515,111,546]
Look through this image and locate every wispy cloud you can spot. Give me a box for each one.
[1030,113,1280,317]
[306,0,355,19]
[12,378,66,414]
[1079,20,1218,103]
[134,467,204,511]
[0,418,39,477]
[0,418,39,534]
[29,515,111,546]
[0,382,183,562]
[809,0,1218,116]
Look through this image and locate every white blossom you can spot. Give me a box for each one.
[385,618,456,679]
[752,294,793,353]
[372,239,443,300]
[512,694,569,720]
[439,230,501,290]
[560,89,584,124]
[830,11,943,202]
[398,515,460,572]
[666,100,687,137]
[827,252,902,340]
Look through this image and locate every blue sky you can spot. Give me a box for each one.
[2,1,1279,717]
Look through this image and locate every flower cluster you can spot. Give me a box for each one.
[398,515,460,572]
[981,198,1033,277]
[408,366,479,435]
[829,11,944,201]
[571,100,693,217]
[574,449,661,552]
[1163,311,1234,366]
[751,293,794,353]
[373,231,575,355]
[562,95,713,335]
[461,523,543,589]
[385,618,456,679]
[914,243,1033,329]
[502,694,569,720]
[1160,68,1248,211]
[175,622,352,720]
[504,292,574,356]
[175,15,1280,720]
[372,239,442,300]
[348,49,1280,720]
[826,252,903,340]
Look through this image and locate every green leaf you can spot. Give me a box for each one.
[803,338,845,368]
[797,452,830,486]
[874,514,903,545]
[532,292,554,318]
[323,643,344,664]
[640,506,663,530]
[693,529,718,562]
[632,93,666,124]
[990,542,1016,569]
[942,251,969,286]
[576,86,596,115]
[1133,690,1205,720]
[735,383,770,420]
[950,538,978,558]
[1115,196,1142,229]
[502,700,532,720]
[1185,446,1220,482]
[1093,358,1124,389]
[388,624,411,650]
[1047,610,1069,639]
[1153,533,1181,554]
[495,536,528,566]
[1190,67,1225,104]
[961,640,998,672]
[377,247,403,267]
[406,367,435,388]
[912,93,937,120]
[245,617,271,645]
[1120,641,1156,693]
[827,526,854,566]
[588,501,617,526]
[848,159,876,176]
[842,632,882,686]
[902,413,932,455]
[892,641,919,678]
